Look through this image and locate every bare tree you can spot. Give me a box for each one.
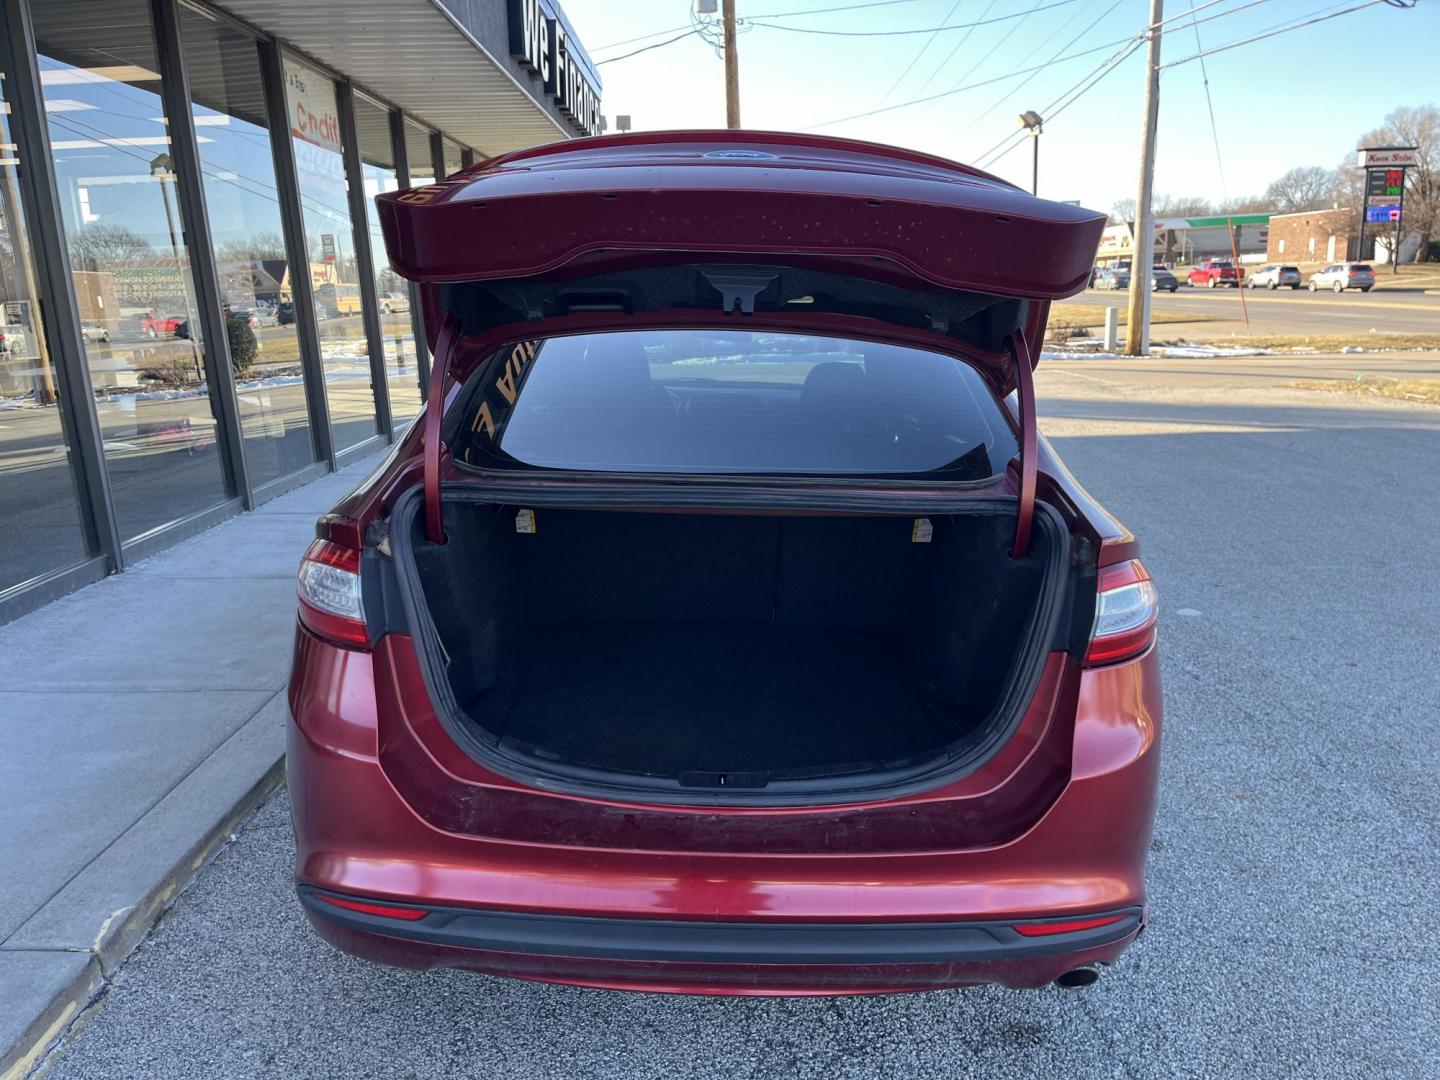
[67,223,154,272]
[1109,198,1136,224]
[1153,195,1219,218]
[1264,166,1340,214]
[1367,105,1437,260]
[1341,104,1439,261]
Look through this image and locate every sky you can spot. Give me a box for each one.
[560,0,1439,214]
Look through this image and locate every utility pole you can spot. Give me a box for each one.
[1125,0,1164,356]
[723,0,741,128]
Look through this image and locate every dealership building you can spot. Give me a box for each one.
[0,0,599,620]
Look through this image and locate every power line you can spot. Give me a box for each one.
[752,0,927,16]
[590,23,691,53]
[938,0,1047,98]
[596,29,700,65]
[746,0,1084,36]
[874,0,964,106]
[974,37,1144,168]
[1187,0,1228,203]
[1161,0,1400,67]
[912,0,998,98]
[961,0,1123,133]
[590,0,927,52]
[803,33,1135,130]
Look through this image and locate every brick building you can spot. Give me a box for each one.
[1266,208,1356,263]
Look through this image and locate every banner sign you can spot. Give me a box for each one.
[1356,147,1419,168]
[284,56,343,155]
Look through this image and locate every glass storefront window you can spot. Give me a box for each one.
[282,54,378,452]
[403,120,435,187]
[354,94,420,421]
[442,138,464,178]
[178,6,315,488]
[1,49,91,592]
[34,0,228,542]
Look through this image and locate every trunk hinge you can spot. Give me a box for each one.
[423,313,462,544]
[1009,328,1037,559]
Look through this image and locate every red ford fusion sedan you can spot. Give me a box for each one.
[287,131,1161,996]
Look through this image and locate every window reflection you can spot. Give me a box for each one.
[35,0,227,542]
[404,120,435,188]
[282,55,378,452]
[179,6,315,487]
[0,51,91,590]
[442,138,463,178]
[354,94,420,421]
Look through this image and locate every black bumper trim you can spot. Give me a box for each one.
[299,887,1141,965]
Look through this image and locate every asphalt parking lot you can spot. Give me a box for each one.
[40,358,1440,1079]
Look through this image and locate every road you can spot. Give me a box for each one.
[40,354,1440,1079]
[1068,283,1440,338]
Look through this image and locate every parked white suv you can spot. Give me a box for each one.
[1308,264,1375,293]
[1247,265,1302,290]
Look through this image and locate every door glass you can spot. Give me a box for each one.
[0,49,91,591]
[282,55,378,452]
[403,120,435,187]
[34,0,228,542]
[400,119,435,380]
[354,94,419,421]
[442,138,463,178]
[178,6,315,487]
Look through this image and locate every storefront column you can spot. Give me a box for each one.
[390,110,431,400]
[430,131,446,179]
[0,0,122,570]
[150,0,253,507]
[336,81,392,442]
[258,38,335,469]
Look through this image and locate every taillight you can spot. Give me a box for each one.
[296,539,369,647]
[1085,559,1158,666]
[315,894,427,921]
[1014,913,1128,937]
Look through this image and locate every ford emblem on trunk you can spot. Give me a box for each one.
[703,149,779,160]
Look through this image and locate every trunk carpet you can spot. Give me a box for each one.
[485,620,950,779]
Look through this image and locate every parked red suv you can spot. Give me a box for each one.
[287,132,1162,996]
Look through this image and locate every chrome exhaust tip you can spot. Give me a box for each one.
[1053,967,1100,989]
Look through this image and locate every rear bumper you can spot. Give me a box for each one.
[287,629,1162,994]
[299,887,1142,994]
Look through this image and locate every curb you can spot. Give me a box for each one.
[0,705,287,1080]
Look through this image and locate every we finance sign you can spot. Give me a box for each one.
[508,0,602,136]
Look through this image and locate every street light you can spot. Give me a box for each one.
[1018,110,1043,196]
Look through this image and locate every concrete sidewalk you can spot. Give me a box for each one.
[0,453,383,1078]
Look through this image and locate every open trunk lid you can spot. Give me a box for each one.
[374,131,1104,553]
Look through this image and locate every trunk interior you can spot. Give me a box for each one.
[402,498,1065,791]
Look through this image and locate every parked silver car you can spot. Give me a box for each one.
[1247,264,1302,290]
[1094,267,1130,290]
[1308,264,1375,293]
[378,291,411,314]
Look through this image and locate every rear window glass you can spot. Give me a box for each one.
[456,329,1016,478]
